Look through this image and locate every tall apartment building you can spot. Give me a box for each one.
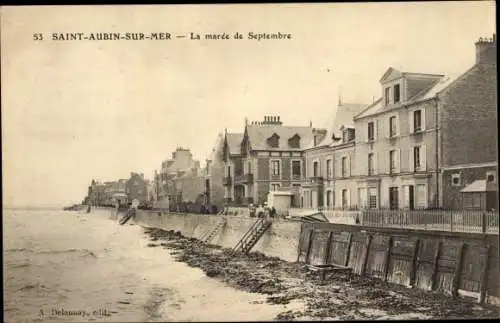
[155,147,202,207]
[353,68,444,209]
[352,34,497,210]
[223,116,316,206]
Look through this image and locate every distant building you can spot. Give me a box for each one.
[175,164,205,203]
[126,172,148,204]
[154,147,204,207]
[89,180,107,206]
[205,132,226,208]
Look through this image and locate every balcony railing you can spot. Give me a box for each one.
[234,173,254,184]
[302,176,324,188]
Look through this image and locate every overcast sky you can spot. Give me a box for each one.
[1,2,496,207]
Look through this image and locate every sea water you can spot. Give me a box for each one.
[3,208,295,322]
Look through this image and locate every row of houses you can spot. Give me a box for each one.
[218,35,497,211]
[85,172,152,207]
[87,35,497,213]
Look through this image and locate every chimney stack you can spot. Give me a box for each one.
[475,34,496,64]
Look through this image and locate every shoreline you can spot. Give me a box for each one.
[142,226,500,321]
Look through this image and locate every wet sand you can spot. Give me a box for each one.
[143,226,500,321]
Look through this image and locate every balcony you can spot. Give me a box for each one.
[302,176,324,188]
[222,176,232,186]
[410,129,424,142]
[388,135,398,145]
[234,173,254,185]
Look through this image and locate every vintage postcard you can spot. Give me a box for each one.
[2,2,498,322]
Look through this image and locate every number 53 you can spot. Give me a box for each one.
[33,33,43,41]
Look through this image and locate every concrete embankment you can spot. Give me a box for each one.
[131,210,302,263]
[98,208,500,308]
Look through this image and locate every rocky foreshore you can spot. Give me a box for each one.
[142,227,500,321]
[63,204,86,211]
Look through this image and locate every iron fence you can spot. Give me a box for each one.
[359,209,499,234]
[287,207,499,234]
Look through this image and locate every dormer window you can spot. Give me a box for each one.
[394,84,400,103]
[342,128,355,143]
[267,133,280,148]
[342,130,348,142]
[384,87,391,106]
[288,134,301,148]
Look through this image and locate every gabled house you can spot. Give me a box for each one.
[223,115,315,206]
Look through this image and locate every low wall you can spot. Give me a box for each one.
[299,222,500,307]
[131,211,302,263]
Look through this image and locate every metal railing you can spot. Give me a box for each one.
[359,209,499,234]
[287,207,499,234]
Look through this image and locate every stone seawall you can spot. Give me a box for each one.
[130,211,302,263]
[94,207,499,307]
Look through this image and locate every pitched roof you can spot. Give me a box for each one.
[380,67,444,83]
[353,98,384,120]
[305,102,369,149]
[226,133,244,155]
[408,73,460,104]
[246,125,314,151]
[356,68,461,120]
[460,180,490,193]
[354,74,460,120]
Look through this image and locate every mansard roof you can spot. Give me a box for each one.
[246,124,313,151]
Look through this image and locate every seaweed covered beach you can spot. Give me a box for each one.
[143,227,500,321]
